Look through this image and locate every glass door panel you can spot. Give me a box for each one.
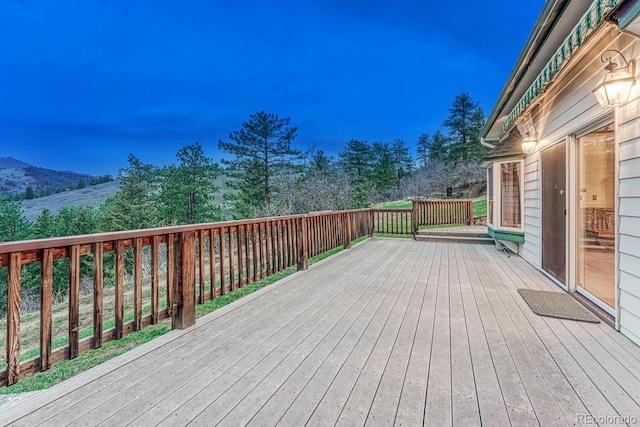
[577,124,615,308]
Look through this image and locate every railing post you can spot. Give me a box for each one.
[297,215,309,271]
[368,209,374,237]
[467,200,473,225]
[344,213,352,249]
[175,230,196,329]
[7,252,21,386]
[412,200,418,238]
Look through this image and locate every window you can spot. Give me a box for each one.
[500,162,521,228]
[487,166,493,225]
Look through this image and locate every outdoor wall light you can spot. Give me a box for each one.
[593,49,636,107]
[521,126,537,156]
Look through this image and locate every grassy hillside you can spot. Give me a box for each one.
[0,157,96,196]
[20,175,234,222]
[21,180,120,221]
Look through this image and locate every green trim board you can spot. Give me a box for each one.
[488,226,525,243]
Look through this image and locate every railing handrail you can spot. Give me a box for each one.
[0,214,308,256]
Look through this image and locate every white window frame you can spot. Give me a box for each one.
[493,158,525,232]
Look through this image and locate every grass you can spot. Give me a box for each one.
[473,198,487,217]
[380,200,412,209]
[0,236,367,394]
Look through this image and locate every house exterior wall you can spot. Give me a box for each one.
[495,25,640,345]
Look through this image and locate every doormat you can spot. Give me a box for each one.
[517,289,600,323]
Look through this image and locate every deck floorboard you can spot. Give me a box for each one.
[2,238,640,426]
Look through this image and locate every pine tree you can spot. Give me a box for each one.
[428,131,448,162]
[390,139,413,186]
[371,142,397,194]
[339,139,373,185]
[416,133,430,168]
[24,185,35,200]
[158,142,223,225]
[219,111,302,217]
[33,208,56,238]
[0,200,31,242]
[308,150,332,175]
[442,93,488,165]
[99,154,158,231]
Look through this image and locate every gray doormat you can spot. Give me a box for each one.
[518,289,600,323]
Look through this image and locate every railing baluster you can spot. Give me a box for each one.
[134,237,143,331]
[41,248,53,368]
[167,233,176,321]
[285,220,291,267]
[151,236,159,324]
[245,225,251,283]
[236,225,243,287]
[209,229,217,300]
[69,245,80,359]
[115,240,125,339]
[229,227,236,291]
[93,244,103,348]
[252,224,258,282]
[270,221,277,273]
[7,252,21,385]
[219,228,226,296]
[198,232,205,304]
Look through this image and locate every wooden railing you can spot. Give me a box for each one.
[372,209,413,235]
[0,201,474,387]
[412,200,473,230]
[0,209,374,387]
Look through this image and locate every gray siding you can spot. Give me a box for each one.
[617,101,640,346]
[521,153,541,267]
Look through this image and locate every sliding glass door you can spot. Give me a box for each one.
[576,124,615,309]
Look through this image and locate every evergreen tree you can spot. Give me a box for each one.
[24,185,35,200]
[158,142,223,225]
[349,184,370,209]
[219,111,302,217]
[33,208,56,238]
[390,139,413,186]
[371,142,397,194]
[99,154,158,231]
[339,139,373,185]
[428,131,448,162]
[308,149,332,175]
[77,179,86,189]
[0,200,31,242]
[442,93,488,165]
[416,133,430,168]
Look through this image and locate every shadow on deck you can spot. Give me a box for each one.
[1,238,639,426]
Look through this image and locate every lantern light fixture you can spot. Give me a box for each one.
[521,125,537,156]
[593,49,636,107]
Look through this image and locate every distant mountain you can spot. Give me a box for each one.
[0,157,98,196]
[0,157,31,169]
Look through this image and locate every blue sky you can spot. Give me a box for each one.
[0,0,543,175]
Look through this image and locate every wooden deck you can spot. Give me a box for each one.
[2,238,640,426]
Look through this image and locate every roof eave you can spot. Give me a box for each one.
[482,0,571,140]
